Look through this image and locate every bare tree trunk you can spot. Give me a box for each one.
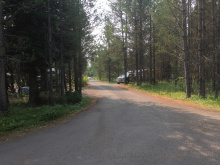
[125,13,128,83]
[48,0,54,106]
[10,68,15,93]
[139,0,143,84]
[202,0,206,96]
[60,0,65,102]
[55,61,59,93]
[74,52,79,92]
[182,0,191,98]
[188,0,192,95]
[68,61,72,91]
[28,64,39,106]
[149,10,152,84]
[108,53,111,83]
[119,3,128,84]
[78,39,82,94]
[212,0,216,91]
[0,0,8,114]
[198,0,205,98]
[63,67,67,92]
[77,0,82,94]
[152,1,156,85]
[215,0,220,98]
[153,24,156,85]
[135,14,140,86]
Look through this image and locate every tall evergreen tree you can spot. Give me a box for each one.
[198,0,206,98]
[182,0,191,98]
[216,0,220,98]
[0,0,8,114]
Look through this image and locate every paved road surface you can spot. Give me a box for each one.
[0,80,220,165]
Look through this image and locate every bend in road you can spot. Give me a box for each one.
[0,80,220,165]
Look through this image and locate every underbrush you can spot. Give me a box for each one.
[0,96,92,137]
[127,81,220,110]
[82,75,89,87]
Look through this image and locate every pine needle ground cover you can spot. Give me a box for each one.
[0,96,93,137]
[127,81,220,111]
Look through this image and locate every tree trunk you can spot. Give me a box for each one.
[188,0,192,95]
[0,0,8,114]
[120,4,127,84]
[60,0,65,102]
[28,64,39,106]
[48,0,54,106]
[74,52,79,92]
[135,14,140,86]
[215,0,220,98]
[125,13,128,84]
[76,0,82,94]
[153,24,156,85]
[149,10,152,84]
[78,34,82,94]
[139,0,143,84]
[68,61,72,92]
[10,69,15,93]
[108,54,111,83]
[212,0,216,91]
[198,0,205,98]
[55,61,59,93]
[182,0,191,98]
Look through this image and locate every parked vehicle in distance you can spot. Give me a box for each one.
[116,77,125,84]
[20,86,30,94]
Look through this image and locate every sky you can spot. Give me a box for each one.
[91,0,111,40]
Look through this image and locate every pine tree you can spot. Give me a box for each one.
[0,0,8,114]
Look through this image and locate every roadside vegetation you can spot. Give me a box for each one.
[0,76,91,139]
[0,95,93,138]
[127,81,220,111]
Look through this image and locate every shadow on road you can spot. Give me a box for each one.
[89,94,220,164]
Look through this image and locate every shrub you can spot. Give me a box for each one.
[82,75,89,87]
[65,91,82,104]
[39,111,63,122]
[37,92,49,105]
[55,95,65,104]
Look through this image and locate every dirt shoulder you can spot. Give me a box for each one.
[115,83,220,113]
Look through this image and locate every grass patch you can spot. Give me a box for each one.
[127,81,220,111]
[0,96,93,137]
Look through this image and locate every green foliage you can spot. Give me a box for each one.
[65,91,82,104]
[85,66,95,77]
[3,0,94,108]
[82,75,89,87]
[0,96,91,136]
[39,110,65,122]
[34,92,50,105]
[127,81,220,110]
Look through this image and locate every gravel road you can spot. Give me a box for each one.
[0,80,220,165]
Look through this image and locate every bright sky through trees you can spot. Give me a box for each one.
[92,0,111,39]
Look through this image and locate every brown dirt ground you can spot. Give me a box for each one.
[114,83,220,112]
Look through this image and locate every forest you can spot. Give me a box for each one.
[0,0,95,114]
[91,0,220,100]
[0,0,220,115]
